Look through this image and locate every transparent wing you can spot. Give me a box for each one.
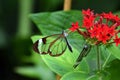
[33,34,69,57]
[48,36,68,56]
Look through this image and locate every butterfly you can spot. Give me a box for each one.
[73,43,91,68]
[33,30,73,57]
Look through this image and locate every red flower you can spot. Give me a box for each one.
[98,34,110,44]
[97,25,112,43]
[101,12,120,22]
[108,26,116,36]
[114,35,120,46]
[88,25,101,38]
[83,16,95,29]
[69,9,120,46]
[69,22,79,32]
[82,8,94,16]
[89,24,112,44]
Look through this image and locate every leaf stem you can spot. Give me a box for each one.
[102,53,111,68]
[97,45,101,71]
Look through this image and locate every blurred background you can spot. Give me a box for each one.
[1,0,120,80]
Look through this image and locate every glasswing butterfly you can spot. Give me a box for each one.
[73,44,91,68]
[33,30,92,68]
[33,30,73,57]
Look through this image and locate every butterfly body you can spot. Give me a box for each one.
[73,44,91,68]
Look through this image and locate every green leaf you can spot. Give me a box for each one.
[87,75,100,80]
[87,71,110,80]
[15,67,40,78]
[87,74,110,80]
[60,71,110,80]
[106,45,120,60]
[61,71,88,80]
[106,59,120,80]
[31,35,89,76]
[41,49,89,76]
[30,10,85,52]
[15,66,55,80]
[30,10,83,35]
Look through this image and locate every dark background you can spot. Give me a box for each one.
[1,0,120,80]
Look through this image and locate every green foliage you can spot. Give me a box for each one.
[61,71,88,80]
[15,51,56,80]
[29,11,120,79]
[107,45,120,59]
[29,10,83,35]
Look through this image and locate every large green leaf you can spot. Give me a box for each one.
[30,10,83,35]
[30,10,85,52]
[61,71,88,80]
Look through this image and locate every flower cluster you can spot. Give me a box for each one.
[69,22,79,32]
[69,9,120,46]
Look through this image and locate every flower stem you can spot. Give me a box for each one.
[97,45,101,72]
[77,29,88,38]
